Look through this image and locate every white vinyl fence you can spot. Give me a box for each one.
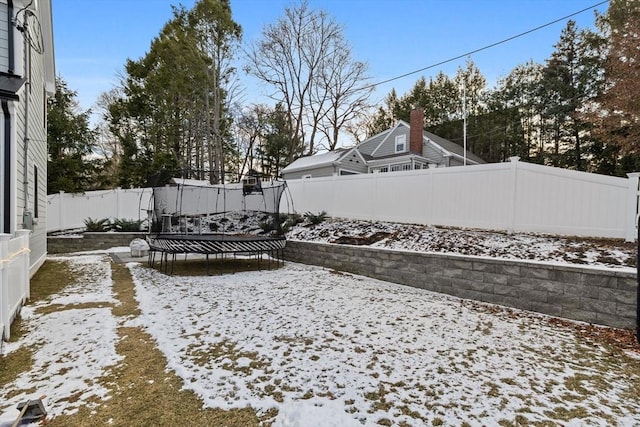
[1,230,30,340]
[46,159,640,241]
[47,188,153,232]
[284,158,640,241]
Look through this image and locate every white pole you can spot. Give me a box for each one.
[463,81,467,166]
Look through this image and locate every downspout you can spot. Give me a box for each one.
[21,11,31,227]
[7,0,14,74]
[2,100,11,234]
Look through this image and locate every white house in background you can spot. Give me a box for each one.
[0,0,55,273]
[281,109,485,180]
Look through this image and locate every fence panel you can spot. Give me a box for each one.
[1,231,30,340]
[513,162,630,237]
[284,159,637,240]
[47,188,153,232]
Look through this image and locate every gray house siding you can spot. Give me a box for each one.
[358,131,388,156]
[4,1,52,274]
[337,151,368,174]
[0,3,8,73]
[371,127,409,157]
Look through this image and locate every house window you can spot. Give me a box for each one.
[391,165,402,172]
[34,165,38,218]
[395,135,406,153]
[379,166,388,173]
[402,164,411,171]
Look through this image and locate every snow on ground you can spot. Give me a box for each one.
[286,218,636,270]
[128,262,640,426]
[2,232,639,425]
[0,255,121,426]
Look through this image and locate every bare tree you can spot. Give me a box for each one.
[233,104,271,179]
[319,48,373,150]
[245,0,372,160]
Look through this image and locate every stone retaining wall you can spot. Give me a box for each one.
[283,240,637,329]
[48,233,147,254]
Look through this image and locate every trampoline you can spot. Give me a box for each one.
[146,176,289,274]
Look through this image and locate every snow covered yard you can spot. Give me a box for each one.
[2,252,639,426]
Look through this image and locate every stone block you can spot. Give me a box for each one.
[493,283,518,297]
[518,288,547,303]
[495,263,521,276]
[580,297,616,315]
[598,287,636,305]
[617,277,638,292]
[582,273,617,289]
[472,261,497,273]
[555,269,584,285]
[616,303,637,319]
[520,266,553,280]
[563,283,598,299]
[561,307,597,324]
[529,301,563,317]
[595,312,634,329]
[482,272,508,285]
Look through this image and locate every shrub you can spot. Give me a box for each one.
[282,212,299,226]
[112,218,143,232]
[83,217,110,232]
[304,211,327,225]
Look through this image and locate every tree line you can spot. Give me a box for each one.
[47,0,640,193]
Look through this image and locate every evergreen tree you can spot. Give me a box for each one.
[105,0,241,187]
[47,77,100,193]
[537,20,603,170]
[586,0,640,175]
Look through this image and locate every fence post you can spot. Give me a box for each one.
[508,157,521,233]
[58,190,65,231]
[15,229,31,299]
[0,233,10,340]
[625,172,640,242]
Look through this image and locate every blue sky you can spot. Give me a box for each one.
[53,0,609,117]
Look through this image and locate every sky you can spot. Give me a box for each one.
[52,0,609,120]
[1,252,638,425]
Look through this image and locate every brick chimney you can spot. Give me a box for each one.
[409,108,424,154]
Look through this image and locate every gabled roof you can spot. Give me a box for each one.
[281,148,348,174]
[424,130,485,164]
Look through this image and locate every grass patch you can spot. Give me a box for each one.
[0,345,33,388]
[148,256,283,276]
[29,260,74,301]
[1,260,75,390]
[45,262,263,427]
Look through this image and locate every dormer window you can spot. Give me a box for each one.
[395,135,406,153]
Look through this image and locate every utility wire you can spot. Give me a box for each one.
[359,0,609,92]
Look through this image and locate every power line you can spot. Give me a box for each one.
[360,0,609,92]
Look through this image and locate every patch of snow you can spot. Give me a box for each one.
[127,262,640,426]
[273,398,363,427]
[0,255,122,424]
[287,218,636,270]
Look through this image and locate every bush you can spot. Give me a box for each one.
[284,212,302,226]
[304,211,327,225]
[83,217,110,232]
[112,218,143,232]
